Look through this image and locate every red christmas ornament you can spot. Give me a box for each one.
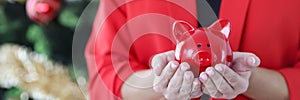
[26,0,61,25]
[173,19,233,76]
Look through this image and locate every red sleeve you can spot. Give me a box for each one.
[86,0,199,99]
[85,1,150,99]
[278,50,300,100]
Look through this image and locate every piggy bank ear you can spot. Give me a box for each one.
[209,19,231,38]
[172,20,195,43]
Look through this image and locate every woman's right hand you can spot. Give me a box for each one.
[151,50,203,100]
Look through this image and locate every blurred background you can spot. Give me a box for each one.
[0,0,97,99]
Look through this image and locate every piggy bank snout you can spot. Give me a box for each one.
[196,51,212,67]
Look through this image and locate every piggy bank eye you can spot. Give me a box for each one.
[197,43,202,48]
[207,44,211,47]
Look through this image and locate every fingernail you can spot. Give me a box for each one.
[180,63,190,71]
[193,79,200,88]
[200,72,207,80]
[206,67,214,76]
[193,80,200,85]
[185,72,192,80]
[215,65,223,72]
[171,62,178,70]
[247,56,256,66]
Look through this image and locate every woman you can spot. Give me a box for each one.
[85,0,300,100]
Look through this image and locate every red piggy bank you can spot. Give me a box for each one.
[26,0,61,25]
[173,19,233,77]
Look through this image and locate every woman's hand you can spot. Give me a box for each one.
[151,50,203,100]
[199,52,260,99]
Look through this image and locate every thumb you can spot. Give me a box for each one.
[231,52,261,72]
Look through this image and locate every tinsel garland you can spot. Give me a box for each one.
[0,44,86,100]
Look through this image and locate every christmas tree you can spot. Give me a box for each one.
[0,0,95,99]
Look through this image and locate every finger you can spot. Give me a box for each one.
[215,64,247,92]
[208,66,234,95]
[199,72,217,96]
[167,62,190,94]
[153,61,179,92]
[190,79,202,98]
[151,50,175,76]
[201,67,223,98]
[199,73,216,97]
[179,71,194,99]
[232,52,261,72]
[199,72,208,86]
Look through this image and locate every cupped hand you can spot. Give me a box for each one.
[199,52,260,99]
[151,50,203,99]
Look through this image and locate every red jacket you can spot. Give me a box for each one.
[85,0,300,100]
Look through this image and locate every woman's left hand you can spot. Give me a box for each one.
[199,52,260,99]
